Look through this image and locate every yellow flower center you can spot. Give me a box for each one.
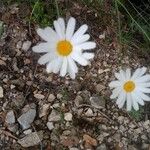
[123,81,135,92]
[57,40,72,56]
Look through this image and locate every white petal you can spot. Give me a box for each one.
[71,52,88,66]
[52,58,63,74]
[126,93,132,111]
[126,68,131,80]
[71,34,90,44]
[119,70,126,81]
[116,91,124,105]
[57,18,65,37]
[118,92,126,108]
[46,60,55,73]
[60,58,68,77]
[132,92,144,105]
[136,82,150,88]
[110,87,122,99]
[77,42,96,50]
[82,53,94,60]
[67,58,77,79]
[137,91,150,101]
[66,17,76,40]
[32,43,55,53]
[131,94,139,110]
[109,81,122,88]
[131,67,147,80]
[71,24,88,42]
[37,27,58,42]
[136,87,150,93]
[38,53,56,65]
[54,20,64,39]
[115,72,122,81]
[68,57,78,73]
[135,75,150,83]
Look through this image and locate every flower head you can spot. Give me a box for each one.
[32,17,96,79]
[109,67,150,111]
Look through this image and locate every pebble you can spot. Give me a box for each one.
[74,95,83,106]
[47,122,54,130]
[7,124,18,133]
[5,110,15,124]
[17,104,36,129]
[90,96,105,108]
[23,129,32,135]
[85,108,93,117]
[64,113,73,121]
[48,94,56,102]
[69,148,79,150]
[0,86,4,98]
[22,41,31,51]
[96,144,107,150]
[39,103,50,118]
[17,131,43,147]
[96,84,105,92]
[34,93,45,100]
[48,109,61,122]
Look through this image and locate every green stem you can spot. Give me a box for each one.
[55,0,60,17]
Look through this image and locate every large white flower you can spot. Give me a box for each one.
[32,17,96,79]
[109,67,150,111]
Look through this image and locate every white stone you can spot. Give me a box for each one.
[17,107,36,130]
[0,86,3,98]
[48,94,55,102]
[5,110,15,124]
[17,131,43,147]
[39,103,50,118]
[23,129,32,135]
[85,108,93,116]
[22,41,31,51]
[47,122,54,130]
[64,112,73,121]
[34,93,45,99]
[48,110,61,122]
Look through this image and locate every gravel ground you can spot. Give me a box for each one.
[0,1,150,150]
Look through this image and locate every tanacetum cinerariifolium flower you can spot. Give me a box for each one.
[32,17,96,79]
[109,67,150,111]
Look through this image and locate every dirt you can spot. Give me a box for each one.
[0,1,150,150]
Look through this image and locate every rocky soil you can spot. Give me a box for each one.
[0,1,150,150]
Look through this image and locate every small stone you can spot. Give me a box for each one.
[74,95,83,107]
[22,41,31,51]
[48,94,56,102]
[10,84,15,89]
[7,124,18,133]
[64,113,73,121]
[0,86,4,98]
[69,148,79,150]
[90,96,105,108]
[83,134,97,147]
[39,103,50,118]
[5,110,15,124]
[47,122,54,130]
[16,41,22,49]
[96,84,105,92]
[57,93,63,99]
[96,144,107,150]
[23,129,32,135]
[17,131,43,147]
[48,110,61,122]
[85,108,93,117]
[34,93,45,100]
[17,104,36,129]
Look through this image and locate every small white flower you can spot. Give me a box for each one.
[32,17,96,79]
[109,67,150,111]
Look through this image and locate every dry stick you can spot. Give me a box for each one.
[29,0,40,35]
[77,104,112,122]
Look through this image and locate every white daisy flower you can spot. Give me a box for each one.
[32,17,96,79]
[109,67,150,111]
